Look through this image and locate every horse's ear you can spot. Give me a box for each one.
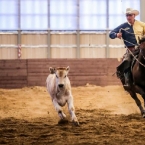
[138,36,141,44]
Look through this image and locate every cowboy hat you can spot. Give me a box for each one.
[125,8,139,16]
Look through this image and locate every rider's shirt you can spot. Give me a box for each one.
[109,20,145,47]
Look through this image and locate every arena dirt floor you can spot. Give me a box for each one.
[1,84,145,145]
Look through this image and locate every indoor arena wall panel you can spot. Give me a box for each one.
[51,47,76,58]
[0,58,121,88]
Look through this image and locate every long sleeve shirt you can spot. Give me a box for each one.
[109,20,145,47]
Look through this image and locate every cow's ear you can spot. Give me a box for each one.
[66,66,70,72]
[49,67,55,74]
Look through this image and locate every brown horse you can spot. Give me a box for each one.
[120,36,145,117]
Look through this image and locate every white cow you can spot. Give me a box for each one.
[46,66,79,126]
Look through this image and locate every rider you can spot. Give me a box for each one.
[109,8,145,88]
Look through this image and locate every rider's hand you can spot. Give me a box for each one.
[116,33,122,39]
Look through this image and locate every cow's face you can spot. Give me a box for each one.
[50,66,70,90]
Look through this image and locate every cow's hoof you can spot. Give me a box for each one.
[142,113,145,118]
[73,121,80,126]
[58,118,68,125]
[141,110,145,118]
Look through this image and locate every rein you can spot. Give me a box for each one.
[119,28,142,35]
[120,28,145,68]
[112,29,145,76]
[126,47,145,67]
[140,50,145,60]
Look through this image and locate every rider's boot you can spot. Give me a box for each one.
[123,70,132,89]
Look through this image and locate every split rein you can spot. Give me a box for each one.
[117,28,145,68]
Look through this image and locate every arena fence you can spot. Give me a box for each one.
[0,58,121,88]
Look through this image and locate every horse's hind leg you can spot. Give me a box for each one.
[128,90,144,115]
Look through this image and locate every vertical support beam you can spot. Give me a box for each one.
[76,0,80,58]
[18,0,21,45]
[47,30,51,58]
[18,31,21,46]
[17,0,21,59]
[105,0,109,58]
[47,0,51,58]
[106,0,109,29]
[76,31,80,58]
[106,30,109,58]
[140,0,145,22]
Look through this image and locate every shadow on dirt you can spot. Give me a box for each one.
[0,109,145,145]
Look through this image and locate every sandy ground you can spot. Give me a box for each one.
[0,85,145,145]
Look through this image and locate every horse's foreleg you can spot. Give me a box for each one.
[128,90,144,115]
[134,85,145,117]
[134,85,145,106]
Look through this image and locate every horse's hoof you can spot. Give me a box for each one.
[142,113,145,118]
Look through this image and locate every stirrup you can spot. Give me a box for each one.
[123,83,131,90]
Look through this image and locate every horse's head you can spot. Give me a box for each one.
[138,36,145,48]
[138,36,145,57]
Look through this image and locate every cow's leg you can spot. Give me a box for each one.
[128,89,144,116]
[52,99,66,119]
[67,96,79,126]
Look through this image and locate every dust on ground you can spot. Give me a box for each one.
[0,85,145,145]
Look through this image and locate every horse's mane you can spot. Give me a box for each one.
[139,36,145,44]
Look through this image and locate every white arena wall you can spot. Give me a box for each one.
[0,31,126,59]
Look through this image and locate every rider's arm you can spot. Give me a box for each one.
[109,23,124,39]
